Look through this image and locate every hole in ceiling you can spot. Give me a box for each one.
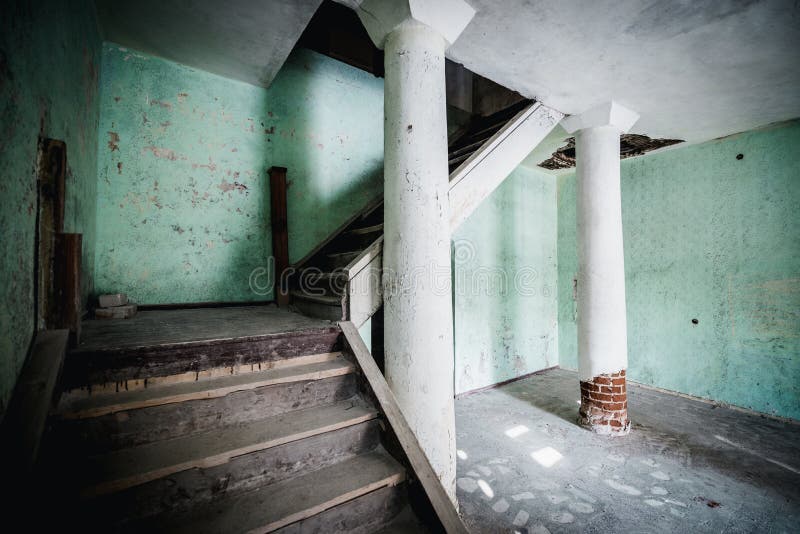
[539,134,684,170]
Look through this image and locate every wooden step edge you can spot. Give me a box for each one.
[448,152,472,166]
[57,353,347,419]
[296,270,347,281]
[327,250,361,258]
[448,138,486,159]
[60,351,342,400]
[459,121,505,143]
[258,461,406,533]
[347,223,384,235]
[80,405,380,498]
[290,290,343,306]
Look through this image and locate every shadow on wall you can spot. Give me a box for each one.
[452,167,559,395]
[270,48,384,267]
[92,46,384,305]
[234,47,385,303]
[246,46,384,298]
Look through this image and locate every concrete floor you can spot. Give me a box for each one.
[455,368,800,534]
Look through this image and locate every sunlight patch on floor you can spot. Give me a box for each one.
[531,446,563,468]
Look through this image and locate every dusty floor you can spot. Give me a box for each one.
[455,368,800,533]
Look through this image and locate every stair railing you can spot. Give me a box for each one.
[339,321,470,534]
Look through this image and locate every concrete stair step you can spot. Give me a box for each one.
[56,356,354,420]
[327,250,362,268]
[53,371,358,454]
[64,319,341,390]
[132,449,406,533]
[291,290,344,306]
[373,505,430,533]
[79,398,380,498]
[274,484,408,534]
[447,99,532,153]
[449,121,503,153]
[88,418,383,526]
[448,151,473,168]
[347,223,383,235]
[291,289,345,322]
[448,137,487,159]
[295,271,348,295]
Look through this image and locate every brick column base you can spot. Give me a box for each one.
[579,370,630,435]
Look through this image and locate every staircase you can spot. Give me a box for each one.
[16,100,565,534]
[40,316,432,532]
[447,99,532,173]
[289,99,562,324]
[290,198,384,326]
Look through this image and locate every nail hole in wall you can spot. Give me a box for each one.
[736,153,744,160]
[691,318,699,325]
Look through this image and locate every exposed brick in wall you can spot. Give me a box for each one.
[579,369,630,435]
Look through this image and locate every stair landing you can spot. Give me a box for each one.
[64,305,340,389]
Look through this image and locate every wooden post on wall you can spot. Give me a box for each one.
[53,233,82,346]
[269,167,290,307]
[35,138,67,330]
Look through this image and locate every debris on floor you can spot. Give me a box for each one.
[455,368,800,533]
[95,293,137,319]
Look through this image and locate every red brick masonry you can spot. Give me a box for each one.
[579,369,630,435]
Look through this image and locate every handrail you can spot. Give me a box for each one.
[448,102,542,191]
[339,321,470,534]
[448,101,564,232]
[1,329,69,476]
[291,194,383,272]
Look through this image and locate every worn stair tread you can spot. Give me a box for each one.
[375,506,428,534]
[448,99,533,152]
[448,152,473,166]
[448,138,488,159]
[290,290,343,305]
[297,270,346,281]
[327,250,361,258]
[80,398,379,497]
[347,223,383,235]
[154,449,405,534]
[295,271,348,293]
[58,357,353,420]
[452,123,503,149]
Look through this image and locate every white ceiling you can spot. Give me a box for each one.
[96,0,800,147]
[446,0,800,144]
[95,0,321,88]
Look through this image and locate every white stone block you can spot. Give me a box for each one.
[99,293,128,308]
[96,303,137,319]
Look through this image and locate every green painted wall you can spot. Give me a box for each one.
[269,50,384,264]
[94,43,274,303]
[0,0,101,413]
[558,121,800,419]
[94,47,383,304]
[454,166,558,394]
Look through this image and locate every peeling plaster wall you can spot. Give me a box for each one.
[558,121,800,419]
[0,0,101,414]
[94,43,274,303]
[454,166,558,395]
[94,47,383,303]
[270,49,384,264]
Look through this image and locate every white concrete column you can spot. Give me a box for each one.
[563,102,639,435]
[356,0,475,502]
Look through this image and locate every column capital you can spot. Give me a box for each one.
[561,101,640,134]
[355,0,475,49]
